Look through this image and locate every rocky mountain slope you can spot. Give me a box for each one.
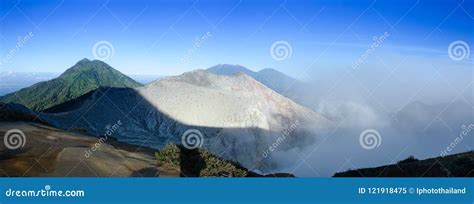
[0,121,171,177]
[0,121,268,177]
[0,59,142,111]
[39,70,331,172]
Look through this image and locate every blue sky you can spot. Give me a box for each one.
[0,0,472,77]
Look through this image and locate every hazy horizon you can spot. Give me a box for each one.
[0,59,285,77]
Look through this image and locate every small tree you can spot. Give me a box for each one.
[155,144,247,177]
[397,155,419,164]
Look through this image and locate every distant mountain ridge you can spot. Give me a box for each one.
[208,64,304,93]
[207,64,313,109]
[0,59,142,111]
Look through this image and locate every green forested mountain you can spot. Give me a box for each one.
[0,58,142,111]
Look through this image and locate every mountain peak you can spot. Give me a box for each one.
[155,69,256,88]
[0,59,141,111]
[207,64,256,76]
[74,58,94,67]
[207,64,305,104]
[73,58,110,67]
[60,58,114,78]
[78,58,91,63]
[258,68,281,74]
[214,64,249,70]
